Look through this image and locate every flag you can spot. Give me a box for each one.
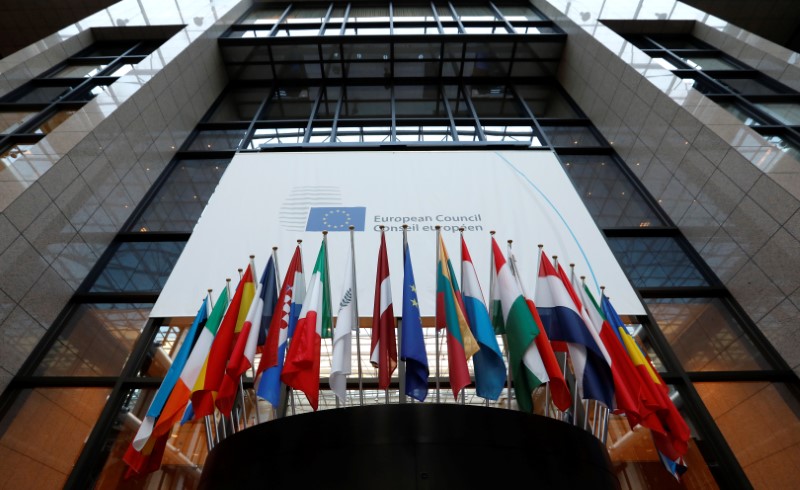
[330,241,355,403]
[460,236,505,400]
[658,448,688,482]
[488,244,505,335]
[124,286,229,474]
[602,293,690,462]
[127,298,208,454]
[281,239,331,411]
[256,255,279,347]
[506,245,571,412]
[490,237,549,413]
[217,257,279,415]
[306,206,367,232]
[370,231,397,389]
[191,264,256,418]
[256,245,304,407]
[574,273,663,433]
[535,250,615,408]
[436,234,480,399]
[401,241,428,402]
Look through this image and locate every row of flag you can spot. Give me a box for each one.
[123,230,689,481]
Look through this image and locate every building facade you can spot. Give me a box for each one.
[0,1,799,489]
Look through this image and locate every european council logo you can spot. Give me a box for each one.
[306,207,367,231]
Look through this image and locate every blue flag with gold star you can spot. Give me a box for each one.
[306,207,366,231]
[401,242,429,401]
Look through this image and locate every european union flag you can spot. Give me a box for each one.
[306,207,366,231]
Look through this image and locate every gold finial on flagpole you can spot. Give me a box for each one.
[322,230,328,235]
[297,239,302,244]
[435,225,441,230]
[490,230,495,235]
[380,225,385,231]
[349,225,355,230]
[403,224,408,229]
[272,246,278,251]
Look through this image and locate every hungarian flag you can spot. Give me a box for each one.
[281,239,331,411]
[256,245,304,407]
[535,250,615,408]
[436,234,480,399]
[400,240,429,402]
[370,231,397,389]
[460,236,505,400]
[124,286,229,474]
[505,244,571,412]
[490,237,549,413]
[191,264,255,418]
[330,240,356,403]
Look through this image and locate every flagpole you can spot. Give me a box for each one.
[348,226,364,407]
[507,239,528,411]
[434,225,442,404]
[458,227,466,406]
[203,289,217,449]
[534,245,551,418]
[321,230,340,410]
[491,231,512,411]
[376,226,390,405]
[399,224,409,404]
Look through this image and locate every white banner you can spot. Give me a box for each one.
[151,150,644,318]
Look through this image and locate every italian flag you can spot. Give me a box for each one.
[490,237,549,413]
[281,239,331,411]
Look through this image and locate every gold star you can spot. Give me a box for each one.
[410,284,416,293]
[411,299,419,308]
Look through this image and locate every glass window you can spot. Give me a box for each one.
[264,87,319,119]
[186,129,247,151]
[0,388,111,489]
[91,388,213,489]
[132,159,229,233]
[33,110,76,134]
[240,8,286,25]
[561,155,663,228]
[207,89,270,122]
[34,303,152,376]
[89,241,185,293]
[715,100,764,126]
[762,134,800,160]
[679,56,740,71]
[79,43,135,57]
[496,6,545,21]
[6,85,74,104]
[468,86,526,118]
[394,85,448,118]
[393,5,435,21]
[540,125,603,147]
[248,126,307,146]
[716,77,785,96]
[452,5,499,22]
[0,111,38,134]
[49,64,108,78]
[517,85,578,118]
[348,6,390,22]
[645,298,771,372]
[754,102,800,125]
[652,37,708,50]
[338,86,391,119]
[695,382,800,489]
[607,237,709,288]
[284,6,328,24]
